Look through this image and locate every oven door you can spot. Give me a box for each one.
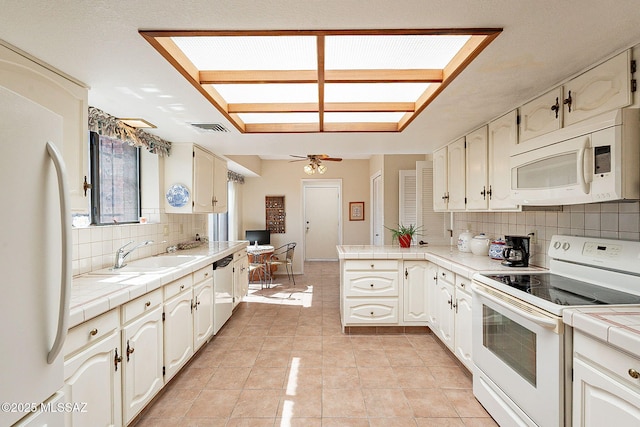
[472,282,564,427]
[510,133,593,205]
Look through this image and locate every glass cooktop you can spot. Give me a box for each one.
[483,273,640,306]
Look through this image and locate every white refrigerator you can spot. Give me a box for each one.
[0,86,71,426]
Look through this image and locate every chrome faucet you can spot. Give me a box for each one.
[114,240,154,269]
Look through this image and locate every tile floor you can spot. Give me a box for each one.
[135,261,497,426]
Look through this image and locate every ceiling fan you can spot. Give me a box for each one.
[289,154,343,175]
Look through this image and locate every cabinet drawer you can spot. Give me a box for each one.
[344,299,398,324]
[455,275,471,291]
[122,288,163,325]
[164,274,193,301]
[438,266,454,284]
[193,265,213,284]
[344,260,398,271]
[575,331,640,391]
[234,249,247,261]
[64,308,119,358]
[343,272,399,297]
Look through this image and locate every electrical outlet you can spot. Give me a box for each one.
[163,225,169,236]
[529,230,537,244]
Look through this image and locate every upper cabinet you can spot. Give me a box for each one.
[488,111,520,210]
[465,126,489,210]
[164,143,228,214]
[0,42,89,213]
[433,139,466,211]
[520,50,633,142]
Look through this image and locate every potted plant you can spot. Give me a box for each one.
[385,224,422,248]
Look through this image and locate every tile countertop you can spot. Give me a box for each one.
[69,241,248,328]
[564,307,640,356]
[337,245,546,279]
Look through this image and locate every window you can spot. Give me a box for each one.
[90,131,141,225]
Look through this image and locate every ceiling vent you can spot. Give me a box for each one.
[191,123,229,132]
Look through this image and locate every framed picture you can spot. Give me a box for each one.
[349,201,365,221]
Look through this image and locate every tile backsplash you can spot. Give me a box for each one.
[72,209,208,276]
[454,202,640,268]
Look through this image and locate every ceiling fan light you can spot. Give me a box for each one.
[304,163,315,175]
[317,164,327,174]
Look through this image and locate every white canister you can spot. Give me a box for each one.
[470,234,491,256]
[457,230,474,252]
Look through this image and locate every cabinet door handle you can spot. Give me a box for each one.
[487,185,493,200]
[563,90,573,112]
[405,268,408,279]
[454,299,459,313]
[448,298,452,309]
[114,348,122,371]
[126,340,135,362]
[89,328,98,337]
[551,97,560,118]
[629,368,640,379]
[145,301,151,307]
[480,186,486,199]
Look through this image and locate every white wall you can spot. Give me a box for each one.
[453,202,640,268]
[241,159,371,273]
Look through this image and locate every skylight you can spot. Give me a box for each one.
[140,29,501,133]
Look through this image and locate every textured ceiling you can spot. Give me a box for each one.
[2,0,640,163]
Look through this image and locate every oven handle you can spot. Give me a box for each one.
[472,284,559,330]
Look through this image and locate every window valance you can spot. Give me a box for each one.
[88,106,171,156]
[228,170,245,184]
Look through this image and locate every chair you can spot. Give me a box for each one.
[265,242,296,287]
[248,253,268,289]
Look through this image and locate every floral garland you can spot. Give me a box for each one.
[88,106,171,156]
[228,170,245,184]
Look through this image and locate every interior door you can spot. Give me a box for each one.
[304,184,340,260]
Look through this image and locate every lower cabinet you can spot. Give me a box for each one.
[163,288,194,382]
[453,276,473,371]
[121,292,164,425]
[233,250,249,308]
[341,260,400,329]
[403,260,436,323]
[63,309,122,427]
[193,276,214,351]
[434,267,455,350]
[573,331,640,426]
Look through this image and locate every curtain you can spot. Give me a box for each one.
[88,106,171,156]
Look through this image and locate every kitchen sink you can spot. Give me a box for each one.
[89,254,204,275]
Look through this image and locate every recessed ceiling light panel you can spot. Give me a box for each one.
[141,29,502,133]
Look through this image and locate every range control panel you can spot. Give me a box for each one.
[549,235,640,274]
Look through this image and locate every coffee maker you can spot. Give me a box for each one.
[501,235,530,267]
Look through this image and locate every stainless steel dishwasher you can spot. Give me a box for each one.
[212,255,234,334]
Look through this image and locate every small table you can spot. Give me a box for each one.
[247,245,275,282]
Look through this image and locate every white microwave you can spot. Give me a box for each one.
[510,109,640,205]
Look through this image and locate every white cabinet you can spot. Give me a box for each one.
[465,126,489,210]
[520,50,632,143]
[573,331,640,426]
[453,276,473,371]
[433,138,466,211]
[429,266,473,370]
[426,262,440,328]
[432,146,449,211]
[563,50,632,127]
[163,286,194,382]
[233,250,249,308]
[402,260,433,323]
[164,143,227,213]
[0,42,89,213]
[193,272,214,351]
[213,156,228,213]
[487,110,520,210]
[63,309,122,427]
[341,260,400,329]
[121,290,164,425]
[434,266,455,350]
[519,87,563,142]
